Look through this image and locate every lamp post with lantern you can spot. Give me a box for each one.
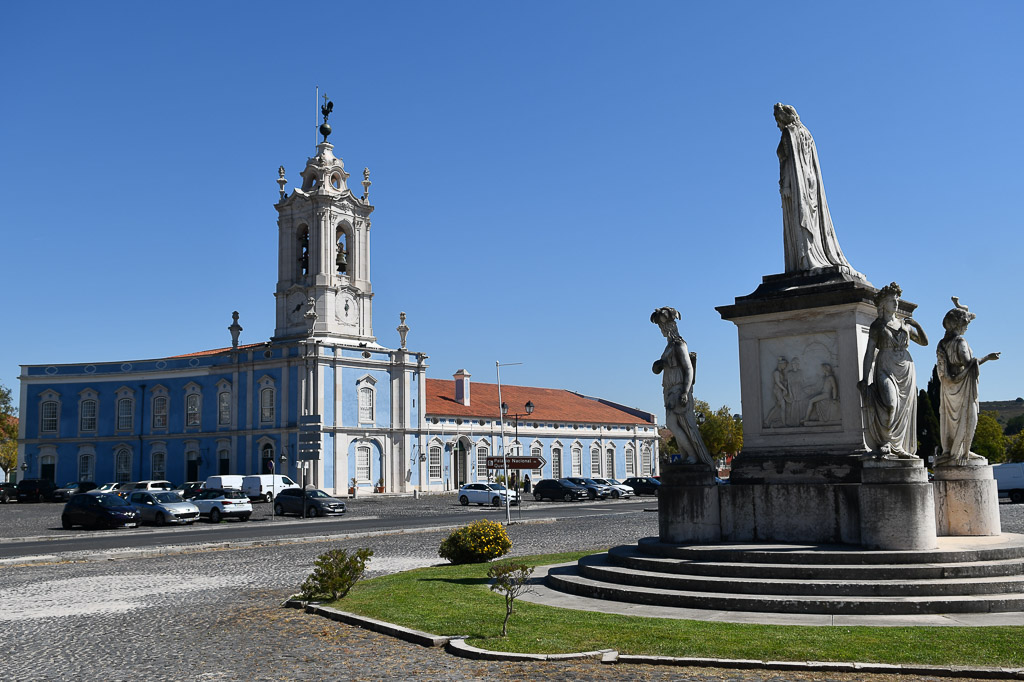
[501,399,534,499]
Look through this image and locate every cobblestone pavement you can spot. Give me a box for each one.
[3,498,1022,681]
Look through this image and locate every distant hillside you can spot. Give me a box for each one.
[980,399,1024,426]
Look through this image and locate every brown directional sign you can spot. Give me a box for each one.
[486,456,544,470]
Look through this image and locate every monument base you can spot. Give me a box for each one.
[658,464,721,544]
[859,459,937,550]
[719,480,860,544]
[933,464,1001,536]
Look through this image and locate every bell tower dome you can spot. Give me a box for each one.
[272,99,376,343]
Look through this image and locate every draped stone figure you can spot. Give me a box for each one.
[935,298,1000,466]
[858,283,928,458]
[775,103,864,279]
[651,307,714,468]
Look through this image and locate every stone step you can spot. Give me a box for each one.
[608,544,1024,581]
[582,553,1024,597]
[636,535,1024,565]
[546,561,1024,615]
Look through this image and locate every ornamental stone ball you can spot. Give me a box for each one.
[651,307,714,468]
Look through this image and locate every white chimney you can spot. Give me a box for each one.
[454,369,471,406]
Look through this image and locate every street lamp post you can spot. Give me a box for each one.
[501,400,534,507]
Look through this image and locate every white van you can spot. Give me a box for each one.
[992,463,1024,503]
[242,474,297,502]
[205,475,245,491]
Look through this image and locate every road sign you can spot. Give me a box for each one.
[486,456,544,470]
[298,431,321,443]
[299,414,322,425]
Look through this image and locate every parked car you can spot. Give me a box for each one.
[532,478,588,502]
[565,477,613,500]
[61,492,141,529]
[178,481,205,500]
[192,488,253,523]
[273,488,347,518]
[94,482,120,493]
[205,475,245,491]
[16,479,59,503]
[112,482,139,498]
[127,490,200,526]
[993,462,1024,503]
[622,476,661,496]
[591,477,635,499]
[128,480,176,492]
[0,482,17,503]
[242,474,298,502]
[52,481,99,502]
[458,482,520,507]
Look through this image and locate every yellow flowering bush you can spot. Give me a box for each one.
[438,519,512,564]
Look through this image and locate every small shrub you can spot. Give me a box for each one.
[299,547,374,601]
[488,561,534,636]
[438,519,511,564]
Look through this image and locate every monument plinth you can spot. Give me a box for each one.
[658,464,721,543]
[933,464,1001,536]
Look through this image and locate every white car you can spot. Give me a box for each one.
[591,478,635,499]
[192,488,253,523]
[458,483,520,507]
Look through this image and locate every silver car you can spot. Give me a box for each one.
[128,491,200,526]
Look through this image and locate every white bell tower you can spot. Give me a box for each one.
[273,99,375,343]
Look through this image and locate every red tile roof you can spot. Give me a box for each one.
[170,343,264,358]
[426,379,654,426]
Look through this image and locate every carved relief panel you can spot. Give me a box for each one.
[759,332,840,429]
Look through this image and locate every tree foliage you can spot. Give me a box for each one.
[0,383,17,476]
[694,400,743,457]
[487,561,534,637]
[1007,432,1024,463]
[1004,414,1024,437]
[972,411,1007,462]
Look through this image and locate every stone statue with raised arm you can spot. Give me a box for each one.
[775,103,864,280]
[935,297,1000,466]
[652,307,714,468]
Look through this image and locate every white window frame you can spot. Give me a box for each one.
[641,444,652,476]
[530,442,543,480]
[605,444,615,479]
[78,390,98,433]
[150,385,169,430]
[39,390,60,434]
[217,382,232,426]
[475,440,490,480]
[571,443,582,476]
[115,447,132,483]
[117,398,133,431]
[356,375,378,425]
[551,443,562,479]
[429,444,442,481]
[590,444,601,477]
[151,447,167,481]
[259,378,276,425]
[77,448,95,481]
[356,444,372,482]
[184,383,202,428]
[625,444,635,476]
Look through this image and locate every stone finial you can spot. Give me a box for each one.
[397,311,409,350]
[276,166,287,199]
[320,95,333,142]
[304,297,318,334]
[362,167,371,201]
[228,311,243,349]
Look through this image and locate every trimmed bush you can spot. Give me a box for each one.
[300,547,374,601]
[438,519,511,564]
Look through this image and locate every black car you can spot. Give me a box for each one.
[61,493,141,529]
[532,478,588,502]
[565,477,613,500]
[622,476,661,496]
[0,482,15,504]
[52,481,99,502]
[273,488,347,517]
[16,479,59,503]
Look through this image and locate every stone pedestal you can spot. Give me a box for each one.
[859,459,937,550]
[933,464,1000,537]
[658,464,721,544]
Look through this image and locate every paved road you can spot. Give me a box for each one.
[3,495,1022,681]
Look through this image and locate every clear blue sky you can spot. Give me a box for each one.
[2,1,1021,418]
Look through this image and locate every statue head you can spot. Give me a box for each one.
[651,306,681,338]
[942,307,975,333]
[774,103,800,129]
[873,282,902,313]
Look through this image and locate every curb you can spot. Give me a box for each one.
[292,599,1024,678]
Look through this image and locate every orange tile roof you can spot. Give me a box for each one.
[170,343,264,358]
[426,379,654,426]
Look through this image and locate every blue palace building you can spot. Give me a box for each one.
[17,120,659,495]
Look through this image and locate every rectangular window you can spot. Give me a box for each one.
[641,446,652,476]
[152,396,168,429]
[152,452,166,481]
[591,447,601,477]
[41,401,58,433]
[429,446,442,480]
[605,447,615,479]
[78,454,93,481]
[260,388,275,423]
[117,399,133,431]
[218,392,231,426]
[625,447,635,476]
[358,387,374,424]
[571,447,582,476]
[186,394,200,427]
[477,446,489,477]
[551,447,562,479]
[531,446,543,480]
[356,446,371,482]
[116,449,132,483]
[80,401,97,432]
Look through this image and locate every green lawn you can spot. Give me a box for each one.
[332,551,1024,667]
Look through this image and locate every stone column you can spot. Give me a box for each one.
[933,464,1000,536]
[859,459,937,550]
[658,464,721,544]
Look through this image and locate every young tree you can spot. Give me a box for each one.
[0,383,17,478]
[487,561,534,637]
[972,411,1007,462]
[694,400,743,457]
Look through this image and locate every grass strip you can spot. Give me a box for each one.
[332,550,1024,667]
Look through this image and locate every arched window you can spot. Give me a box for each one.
[476,445,489,480]
[40,453,56,481]
[551,446,562,479]
[41,401,58,433]
[115,448,132,483]
[218,391,231,426]
[218,448,230,475]
[571,445,582,475]
[152,395,168,429]
[186,448,200,482]
[531,444,543,480]
[590,445,601,477]
[429,445,442,480]
[335,229,348,275]
[624,444,636,476]
[605,445,615,479]
[356,445,371,482]
[117,398,133,431]
[641,444,652,475]
[260,387,275,423]
[262,443,275,474]
[298,227,309,277]
[80,399,97,432]
[152,451,166,481]
[358,386,374,424]
[78,453,94,481]
[186,393,201,427]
